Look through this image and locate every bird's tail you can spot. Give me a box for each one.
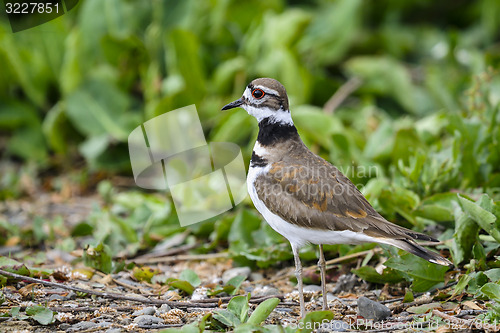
[382,239,453,267]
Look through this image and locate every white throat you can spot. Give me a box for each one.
[242,104,294,125]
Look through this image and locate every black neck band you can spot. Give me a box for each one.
[257,117,298,146]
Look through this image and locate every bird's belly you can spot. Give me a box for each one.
[247,166,377,249]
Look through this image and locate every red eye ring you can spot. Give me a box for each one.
[252,88,265,99]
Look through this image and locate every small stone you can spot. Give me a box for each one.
[222,267,251,284]
[105,329,122,333]
[68,321,98,331]
[64,291,76,300]
[250,272,264,281]
[156,304,171,314]
[97,321,112,328]
[303,285,322,292]
[133,315,164,326]
[59,323,71,330]
[132,307,157,316]
[332,274,358,293]
[191,287,208,301]
[48,294,65,301]
[252,285,281,297]
[243,286,254,293]
[357,296,392,321]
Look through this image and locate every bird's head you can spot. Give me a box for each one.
[222,78,293,125]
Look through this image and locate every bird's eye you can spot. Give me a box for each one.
[252,88,265,99]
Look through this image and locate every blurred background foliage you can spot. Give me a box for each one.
[1,0,500,297]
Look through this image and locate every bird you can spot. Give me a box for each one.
[222,78,452,318]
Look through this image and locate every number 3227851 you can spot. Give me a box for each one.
[5,2,60,14]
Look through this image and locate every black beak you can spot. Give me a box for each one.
[221,98,244,111]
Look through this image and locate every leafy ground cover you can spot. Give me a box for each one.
[1,0,500,331]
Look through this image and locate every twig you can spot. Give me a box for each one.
[5,305,138,313]
[389,295,433,313]
[0,269,287,311]
[0,268,213,309]
[128,252,228,265]
[323,76,362,114]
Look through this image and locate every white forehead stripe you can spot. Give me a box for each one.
[254,85,279,96]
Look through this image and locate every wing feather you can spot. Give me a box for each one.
[254,153,437,242]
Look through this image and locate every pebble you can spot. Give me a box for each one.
[332,274,358,293]
[48,294,65,301]
[59,323,70,330]
[132,307,156,316]
[68,321,98,331]
[191,287,208,300]
[222,267,251,284]
[97,321,113,328]
[106,329,122,333]
[357,296,392,321]
[303,285,322,292]
[250,272,264,281]
[252,285,281,297]
[156,304,171,314]
[64,291,76,300]
[133,315,164,326]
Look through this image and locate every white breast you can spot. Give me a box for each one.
[246,164,379,250]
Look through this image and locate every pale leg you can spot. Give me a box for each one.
[318,244,328,310]
[292,245,305,318]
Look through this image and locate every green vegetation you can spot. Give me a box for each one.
[1,0,500,330]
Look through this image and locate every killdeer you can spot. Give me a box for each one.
[222,78,452,317]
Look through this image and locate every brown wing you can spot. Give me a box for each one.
[254,152,436,242]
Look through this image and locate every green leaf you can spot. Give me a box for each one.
[227,294,250,323]
[26,306,55,325]
[385,253,448,292]
[168,278,195,295]
[458,195,500,243]
[345,56,418,114]
[407,302,441,314]
[352,266,405,284]
[42,102,70,154]
[213,309,241,328]
[247,298,280,325]
[83,242,114,274]
[467,272,490,294]
[0,256,31,280]
[299,0,362,65]
[480,283,500,302]
[234,323,272,333]
[452,274,471,297]
[65,79,131,140]
[452,201,480,263]
[485,269,500,283]
[180,269,201,287]
[227,275,246,295]
[403,290,414,303]
[132,266,159,283]
[160,322,201,333]
[165,29,206,103]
